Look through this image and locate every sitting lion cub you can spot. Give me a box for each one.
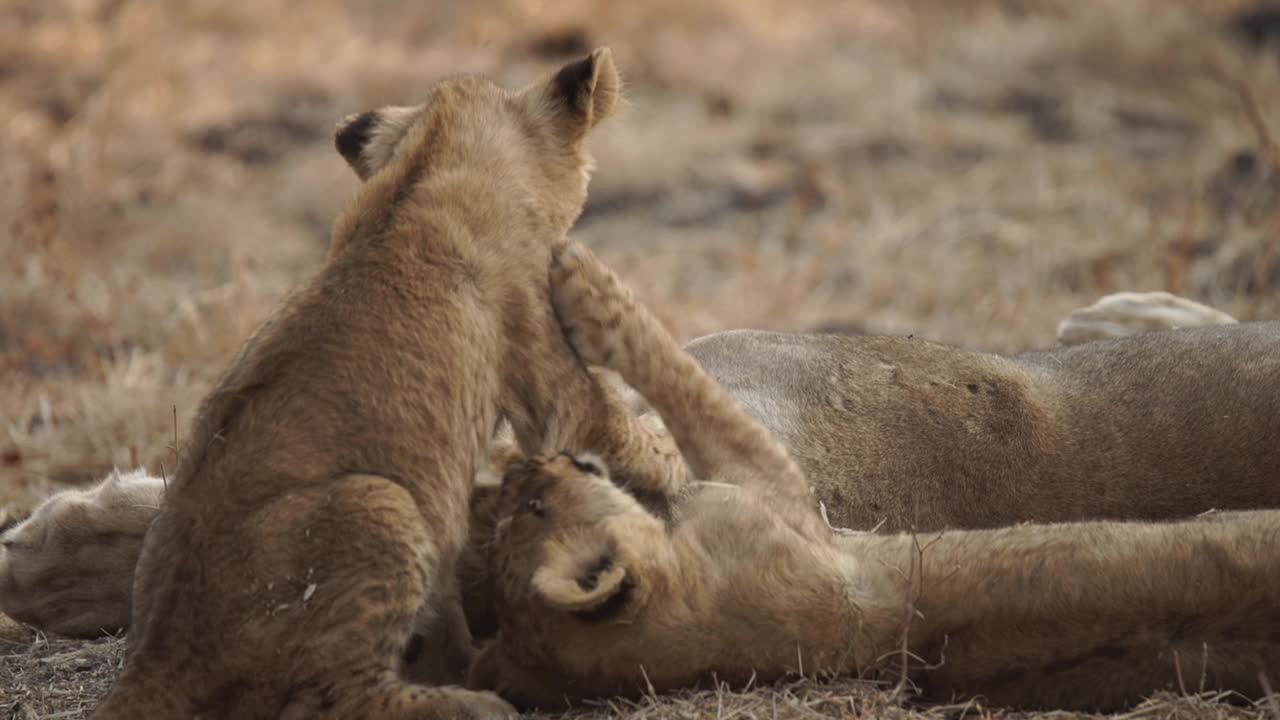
[469,244,1280,711]
[94,48,683,720]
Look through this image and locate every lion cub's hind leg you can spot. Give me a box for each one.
[99,473,513,720]
[548,244,808,507]
[271,474,513,720]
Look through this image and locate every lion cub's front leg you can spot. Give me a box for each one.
[548,243,810,507]
[502,241,690,517]
[557,361,690,512]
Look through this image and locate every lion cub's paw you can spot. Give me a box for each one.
[421,687,518,719]
[549,242,633,372]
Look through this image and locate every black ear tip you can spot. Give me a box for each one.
[552,54,597,103]
[335,111,378,165]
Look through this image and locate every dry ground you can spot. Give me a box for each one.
[2,0,1280,717]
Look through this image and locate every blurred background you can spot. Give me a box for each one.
[2,0,1278,513]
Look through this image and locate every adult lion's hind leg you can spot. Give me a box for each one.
[1056,291,1237,345]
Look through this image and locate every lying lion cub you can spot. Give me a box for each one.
[469,243,1280,711]
[94,48,682,720]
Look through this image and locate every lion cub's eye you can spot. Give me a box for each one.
[526,498,545,517]
[569,454,606,477]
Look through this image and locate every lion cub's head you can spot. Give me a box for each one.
[332,47,621,244]
[490,452,667,625]
[469,452,678,707]
[0,469,162,638]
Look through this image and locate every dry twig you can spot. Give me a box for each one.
[1204,55,1280,174]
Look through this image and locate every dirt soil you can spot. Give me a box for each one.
[3,0,1280,717]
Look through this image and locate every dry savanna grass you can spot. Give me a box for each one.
[2,0,1280,717]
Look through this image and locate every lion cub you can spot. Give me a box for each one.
[95,48,682,720]
[470,244,1280,711]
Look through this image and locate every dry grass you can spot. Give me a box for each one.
[4,632,1278,720]
[3,0,1280,717]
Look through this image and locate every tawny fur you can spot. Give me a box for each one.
[470,243,1280,712]
[677,318,1278,532]
[0,288,1231,561]
[0,427,552,650]
[93,48,683,720]
[0,469,162,639]
[0,291,1260,646]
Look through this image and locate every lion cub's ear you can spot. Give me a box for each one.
[334,105,422,181]
[540,47,621,137]
[531,536,628,617]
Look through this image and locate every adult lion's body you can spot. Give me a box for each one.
[94,49,678,719]
[472,244,1280,711]
[681,323,1280,530]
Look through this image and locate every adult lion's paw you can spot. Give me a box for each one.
[1056,291,1236,346]
[0,469,162,638]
